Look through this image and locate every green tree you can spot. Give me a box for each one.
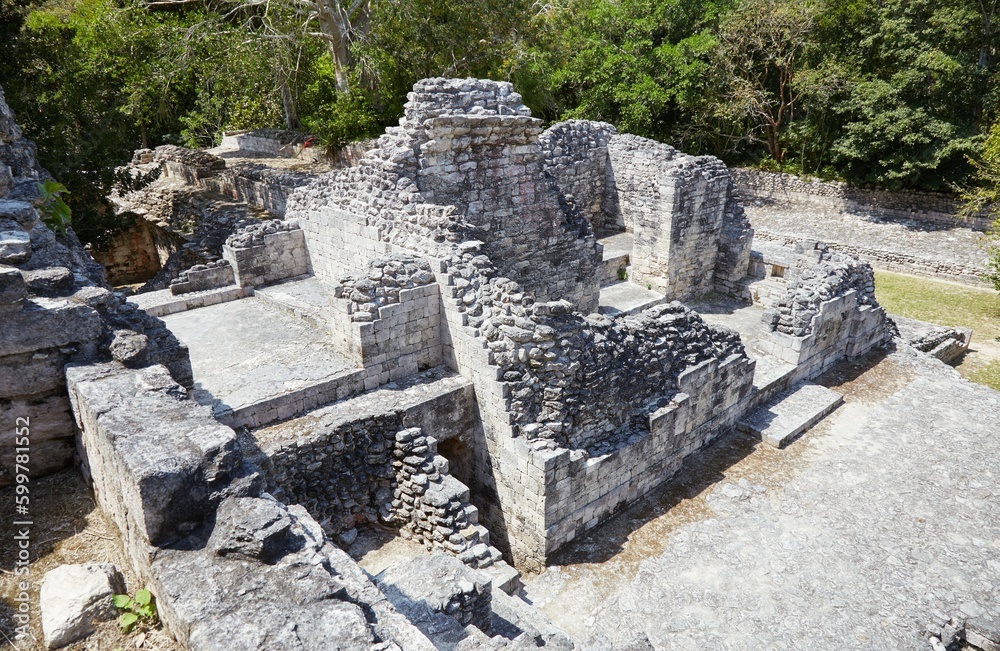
[708,0,819,163]
[961,120,1000,290]
[825,0,987,189]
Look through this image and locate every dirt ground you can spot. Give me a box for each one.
[0,470,180,651]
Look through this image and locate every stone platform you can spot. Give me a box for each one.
[523,351,1000,650]
[160,295,358,428]
[738,382,844,448]
[598,281,667,315]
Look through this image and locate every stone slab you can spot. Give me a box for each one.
[597,281,667,316]
[738,382,843,448]
[0,297,101,356]
[159,296,356,417]
[127,285,250,318]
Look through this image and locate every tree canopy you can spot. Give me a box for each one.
[1,0,998,250]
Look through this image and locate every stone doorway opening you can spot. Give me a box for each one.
[437,437,474,491]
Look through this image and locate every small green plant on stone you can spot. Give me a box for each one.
[113,588,157,633]
[35,180,72,234]
[617,268,628,281]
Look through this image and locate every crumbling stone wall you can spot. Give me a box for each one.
[222,219,309,287]
[169,259,234,294]
[607,134,735,300]
[90,215,180,285]
[759,242,892,377]
[245,386,505,572]
[105,172,266,288]
[539,120,620,233]
[201,163,314,217]
[714,189,755,299]
[542,351,754,553]
[331,255,443,385]
[0,85,191,484]
[485,300,747,452]
[732,168,993,231]
[292,78,602,315]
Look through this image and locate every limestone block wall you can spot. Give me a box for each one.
[1,86,193,484]
[331,256,443,386]
[539,120,620,233]
[415,113,602,313]
[0,284,102,481]
[759,245,892,378]
[66,363,436,650]
[223,219,309,287]
[541,353,754,553]
[201,164,313,217]
[168,260,234,294]
[607,134,732,300]
[248,401,506,570]
[714,188,755,298]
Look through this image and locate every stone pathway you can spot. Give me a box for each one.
[745,199,988,284]
[521,349,1000,650]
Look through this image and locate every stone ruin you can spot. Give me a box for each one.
[1,78,911,649]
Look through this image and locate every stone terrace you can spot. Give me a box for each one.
[522,349,1000,650]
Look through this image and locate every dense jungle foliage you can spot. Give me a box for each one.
[1,0,999,265]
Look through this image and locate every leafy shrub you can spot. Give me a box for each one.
[112,588,158,633]
[35,180,72,234]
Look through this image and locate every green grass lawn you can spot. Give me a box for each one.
[874,270,1000,391]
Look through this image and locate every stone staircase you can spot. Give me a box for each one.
[738,381,844,448]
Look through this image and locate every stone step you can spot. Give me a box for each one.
[462,503,479,525]
[128,285,250,318]
[598,281,668,316]
[598,231,634,287]
[601,253,630,286]
[738,382,844,449]
[747,277,787,307]
[482,560,522,596]
[472,524,490,547]
[746,353,797,410]
[253,275,340,331]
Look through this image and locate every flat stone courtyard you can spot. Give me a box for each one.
[745,199,987,283]
[161,296,354,415]
[521,348,1000,650]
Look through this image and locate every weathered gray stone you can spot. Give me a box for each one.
[153,547,373,651]
[0,263,26,304]
[40,563,123,649]
[207,496,304,563]
[0,297,101,356]
[21,265,74,294]
[377,552,493,633]
[67,364,258,549]
[0,199,39,227]
[0,218,31,263]
[109,329,149,367]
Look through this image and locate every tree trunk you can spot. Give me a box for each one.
[279,79,301,130]
[315,0,352,95]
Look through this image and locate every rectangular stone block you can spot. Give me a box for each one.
[0,298,101,357]
[67,364,252,548]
